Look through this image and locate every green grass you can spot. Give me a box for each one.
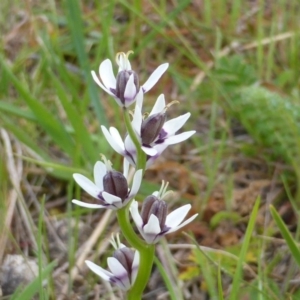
[1,0,300,299]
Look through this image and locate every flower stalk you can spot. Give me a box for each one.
[127,244,155,300]
[116,206,145,250]
[120,105,155,299]
[122,107,146,171]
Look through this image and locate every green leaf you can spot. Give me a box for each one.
[229,197,260,300]
[154,256,180,300]
[20,155,89,179]
[0,57,75,156]
[210,211,241,229]
[49,70,99,163]
[270,205,300,268]
[0,102,36,121]
[0,112,48,159]
[10,261,56,300]
[217,265,224,300]
[65,0,107,126]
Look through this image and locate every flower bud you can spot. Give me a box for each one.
[116,70,139,104]
[103,170,128,201]
[140,195,167,229]
[141,113,166,145]
[113,247,135,276]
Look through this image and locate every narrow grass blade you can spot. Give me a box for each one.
[10,261,56,300]
[217,265,224,300]
[50,71,99,163]
[194,245,218,299]
[154,256,179,300]
[65,0,107,126]
[0,58,75,156]
[229,197,260,300]
[20,155,89,179]
[0,102,36,121]
[0,113,49,159]
[37,195,46,299]
[270,205,300,267]
[1,114,80,179]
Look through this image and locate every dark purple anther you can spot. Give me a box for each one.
[141,113,166,145]
[103,171,128,201]
[113,247,135,276]
[140,195,167,229]
[116,70,139,104]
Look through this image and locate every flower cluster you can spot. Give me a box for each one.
[72,155,142,210]
[130,181,198,244]
[73,51,197,296]
[86,234,139,291]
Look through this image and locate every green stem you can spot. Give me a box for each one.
[123,108,146,171]
[127,244,155,300]
[117,206,145,250]
[120,107,155,299]
[118,204,155,300]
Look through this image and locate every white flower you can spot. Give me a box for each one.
[91,51,169,108]
[101,92,196,168]
[72,157,142,210]
[85,235,139,291]
[133,93,196,156]
[129,181,198,244]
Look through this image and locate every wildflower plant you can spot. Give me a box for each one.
[72,51,197,299]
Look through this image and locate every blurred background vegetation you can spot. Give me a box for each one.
[1,0,300,299]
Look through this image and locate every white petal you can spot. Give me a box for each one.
[91,71,115,96]
[142,63,169,93]
[132,104,142,135]
[143,214,162,235]
[109,127,126,147]
[165,130,196,145]
[101,126,125,154]
[85,260,113,281]
[167,214,198,234]
[72,199,105,209]
[131,251,140,284]
[141,146,158,156]
[166,204,191,228]
[107,257,128,278]
[93,161,106,189]
[124,136,138,157]
[132,250,140,269]
[117,54,131,71]
[146,144,168,168]
[99,59,116,89]
[163,113,191,135]
[124,74,137,106]
[107,257,130,290]
[73,173,101,198]
[102,192,122,206]
[135,89,144,108]
[129,200,143,228]
[128,169,143,199]
[149,94,166,116]
[123,136,138,167]
[123,158,129,178]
